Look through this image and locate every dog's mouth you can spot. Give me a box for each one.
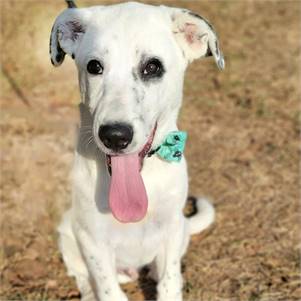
[106,124,157,223]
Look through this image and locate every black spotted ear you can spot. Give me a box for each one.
[50,8,91,66]
[164,7,225,69]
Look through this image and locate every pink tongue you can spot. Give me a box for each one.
[109,153,148,223]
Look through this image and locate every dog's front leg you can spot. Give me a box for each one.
[75,226,128,301]
[156,216,187,301]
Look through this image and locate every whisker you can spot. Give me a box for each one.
[81,128,92,134]
[86,136,95,149]
[79,127,93,133]
[79,125,93,129]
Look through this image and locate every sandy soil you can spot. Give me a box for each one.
[0,1,300,300]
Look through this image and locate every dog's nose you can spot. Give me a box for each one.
[98,123,133,151]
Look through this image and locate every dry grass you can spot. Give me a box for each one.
[0,1,300,300]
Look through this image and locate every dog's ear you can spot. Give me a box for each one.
[163,7,225,69]
[50,8,91,66]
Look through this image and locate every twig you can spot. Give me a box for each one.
[1,64,31,107]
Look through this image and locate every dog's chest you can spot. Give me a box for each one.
[111,215,169,268]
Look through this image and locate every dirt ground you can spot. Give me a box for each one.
[0,1,300,300]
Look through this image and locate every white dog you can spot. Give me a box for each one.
[50,1,224,300]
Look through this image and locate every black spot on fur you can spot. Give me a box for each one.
[179,47,186,60]
[66,0,77,8]
[187,11,214,31]
[132,69,138,81]
[49,26,54,54]
[49,26,58,64]
[185,196,198,217]
[71,53,75,59]
[215,40,220,56]
[132,87,140,104]
[205,45,212,57]
[65,20,85,41]
[102,85,106,99]
[139,115,144,123]
[141,90,145,101]
[56,51,65,63]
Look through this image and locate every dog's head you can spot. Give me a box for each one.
[50,2,224,156]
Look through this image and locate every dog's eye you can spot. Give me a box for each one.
[87,60,103,75]
[141,58,164,80]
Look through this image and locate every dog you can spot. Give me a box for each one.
[50,1,224,300]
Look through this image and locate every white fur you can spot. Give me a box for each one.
[51,2,224,300]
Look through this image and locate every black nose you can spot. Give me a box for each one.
[98,123,133,151]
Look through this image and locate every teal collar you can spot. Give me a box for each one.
[148,131,187,162]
